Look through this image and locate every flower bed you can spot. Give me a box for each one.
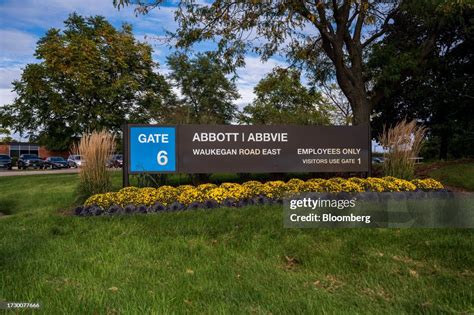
[75,177,445,216]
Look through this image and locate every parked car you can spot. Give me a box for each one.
[18,154,44,169]
[372,157,385,164]
[0,154,12,170]
[44,156,70,169]
[67,155,84,168]
[107,154,123,168]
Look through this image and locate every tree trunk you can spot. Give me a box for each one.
[332,60,371,126]
[351,98,371,125]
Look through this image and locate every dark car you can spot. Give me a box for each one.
[107,154,123,168]
[44,156,70,169]
[0,155,12,170]
[18,154,44,169]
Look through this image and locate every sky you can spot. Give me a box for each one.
[0,0,288,116]
[0,0,386,151]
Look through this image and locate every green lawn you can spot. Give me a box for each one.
[0,173,473,313]
[429,162,474,191]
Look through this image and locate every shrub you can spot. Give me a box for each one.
[383,176,417,191]
[339,181,364,193]
[286,178,305,193]
[80,177,445,215]
[206,187,232,203]
[176,185,195,193]
[261,181,287,199]
[84,192,116,209]
[197,183,218,193]
[362,177,389,192]
[300,181,322,192]
[177,188,206,205]
[241,180,265,197]
[156,186,180,205]
[379,119,426,180]
[411,179,444,190]
[75,131,116,198]
[318,180,343,193]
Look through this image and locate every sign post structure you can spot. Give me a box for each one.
[122,124,130,187]
[124,124,370,186]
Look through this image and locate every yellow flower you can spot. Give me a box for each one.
[156,186,179,205]
[197,183,218,193]
[383,177,416,191]
[177,188,206,205]
[176,185,195,193]
[206,187,232,203]
[241,181,264,197]
[339,181,364,193]
[300,181,322,192]
[84,192,117,209]
[318,180,343,193]
[261,180,287,198]
[286,178,305,193]
[411,179,444,190]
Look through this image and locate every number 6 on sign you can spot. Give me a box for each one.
[157,150,168,166]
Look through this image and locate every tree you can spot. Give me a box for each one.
[0,14,174,151]
[240,68,330,125]
[166,53,239,124]
[320,83,352,126]
[0,128,13,144]
[370,4,473,159]
[114,0,467,125]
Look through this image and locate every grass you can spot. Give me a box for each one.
[0,172,473,313]
[429,162,474,191]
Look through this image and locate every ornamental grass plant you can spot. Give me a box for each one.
[380,119,426,179]
[75,131,116,199]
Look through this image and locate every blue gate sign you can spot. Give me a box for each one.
[129,126,176,172]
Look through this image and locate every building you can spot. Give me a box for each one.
[0,142,69,158]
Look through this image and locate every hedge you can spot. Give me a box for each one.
[77,177,444,216]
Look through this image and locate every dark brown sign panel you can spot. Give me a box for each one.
[177,125,369,173]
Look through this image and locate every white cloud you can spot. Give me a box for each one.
[234,56,287,109]
[0,88,16,106]
[236,56,285,86]
[0,30,38,60]
[235,86,254,110]
[0,67,22,89]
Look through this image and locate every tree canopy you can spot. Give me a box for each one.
[114,0,468,125]
[240,68,330,125]
[371,4,474,159]
[166,53,239,124]
[0,13,174,151]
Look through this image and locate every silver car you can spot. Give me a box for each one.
[67,155,84,168]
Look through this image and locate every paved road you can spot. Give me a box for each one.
[0,167,80,177]
[0,167,122,177]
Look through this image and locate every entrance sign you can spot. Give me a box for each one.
[129,126,176,172]
[125,124,370,178]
